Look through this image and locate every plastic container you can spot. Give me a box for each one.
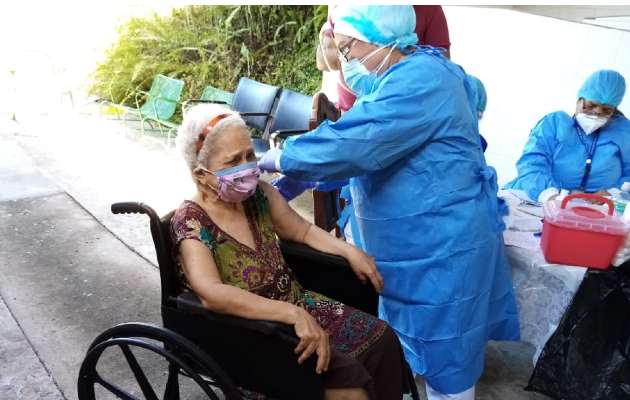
[541,193,629,269]
[608,188,630,215]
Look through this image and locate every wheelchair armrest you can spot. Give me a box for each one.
[279,240,349,269]
[172,292,297,342]
[279,240,379,316]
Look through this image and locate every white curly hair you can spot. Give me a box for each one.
[176,103,249,171]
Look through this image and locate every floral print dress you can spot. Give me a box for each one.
[171,187,408,399]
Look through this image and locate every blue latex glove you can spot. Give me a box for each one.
[257,148,283,173]
[314,180,349,192]
[271,175,317,201]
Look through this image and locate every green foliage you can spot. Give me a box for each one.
[90,5,327,116]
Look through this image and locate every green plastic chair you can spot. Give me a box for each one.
[182,85,234,115]
[122,75,185,141]
[201,85,234,105]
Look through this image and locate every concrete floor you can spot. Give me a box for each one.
[0,296,64,400]
[0,109,551,399]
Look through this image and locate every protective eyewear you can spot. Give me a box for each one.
[580,99,616,118]
[337,38,357,63]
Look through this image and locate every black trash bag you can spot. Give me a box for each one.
[525,261,630,400]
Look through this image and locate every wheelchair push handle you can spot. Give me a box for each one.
[111,202,154,216]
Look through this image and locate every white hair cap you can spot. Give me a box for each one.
[176,103,248,171]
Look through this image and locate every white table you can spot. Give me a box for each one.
[505,246,585,363]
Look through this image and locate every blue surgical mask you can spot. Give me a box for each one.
[342,58,374,96]
[341,45,396,97]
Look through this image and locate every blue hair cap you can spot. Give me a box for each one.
[577,69,626,108]
[466,74,487,113]
[333,5,418,50]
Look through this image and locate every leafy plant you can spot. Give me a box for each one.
[90,5,327,122]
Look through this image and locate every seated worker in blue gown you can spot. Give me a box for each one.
[259,6,520,399]
[505,69,630,203]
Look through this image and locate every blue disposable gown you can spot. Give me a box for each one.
[505,111,630,201]
[280,48,520,394]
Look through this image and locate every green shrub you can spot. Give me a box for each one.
[90,5,327,118]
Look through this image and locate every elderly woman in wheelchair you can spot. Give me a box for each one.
[172,104,410,400]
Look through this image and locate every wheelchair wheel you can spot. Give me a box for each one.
[77,322,242,400]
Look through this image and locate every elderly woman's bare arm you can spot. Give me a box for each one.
[179,238,333,372]
[260,181,312,242]
[261,182,384,292]
[179,238,298,322]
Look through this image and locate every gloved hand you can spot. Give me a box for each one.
[258,148,283,173]
[271,175,316,201]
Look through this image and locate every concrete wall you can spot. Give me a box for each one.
[444,6,630,185]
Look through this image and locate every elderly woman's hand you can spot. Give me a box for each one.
[290,306,331,374]
[345,248,384,293]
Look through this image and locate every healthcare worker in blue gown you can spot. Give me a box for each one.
[275,79,491,249]
[466,74,488,152]
[259,6,520,399]
[505,70,630,203]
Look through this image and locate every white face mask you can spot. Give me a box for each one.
[575,113,608,135]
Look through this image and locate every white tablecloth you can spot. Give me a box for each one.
[500,190,630,363]
[506,246,585,363]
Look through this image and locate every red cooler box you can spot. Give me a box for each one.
[541,193,629,269]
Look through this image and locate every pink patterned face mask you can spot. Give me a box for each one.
[199,161,260,203]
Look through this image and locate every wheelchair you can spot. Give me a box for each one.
[77,201,420,399]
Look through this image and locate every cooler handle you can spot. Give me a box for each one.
[560,193,614,216]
